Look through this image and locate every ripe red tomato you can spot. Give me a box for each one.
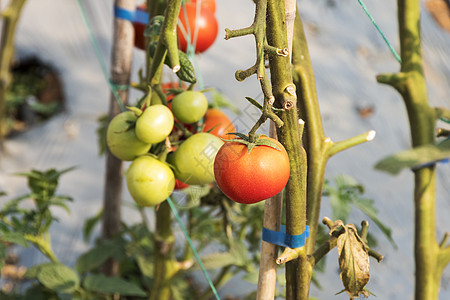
[177,3,218,53]
[214,136,290,204]
[174,179,190,190]
[202,109,235,140]
[133,4,147,50]
[190,0,216,14]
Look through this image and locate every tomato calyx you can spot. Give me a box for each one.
[127,106,143,117]
[223,133,281,153]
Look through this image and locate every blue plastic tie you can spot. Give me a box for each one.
[412,158,450,171]
[263,225,310,248]
[114,6,149,24]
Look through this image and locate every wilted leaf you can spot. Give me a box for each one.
[334,222,370,299]
[375,143,450,175]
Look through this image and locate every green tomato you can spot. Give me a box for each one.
[168,132,223,185]
[126,155,175,207]
[136,104,174,144]
[171,91,208,124]
[107,111,151,161]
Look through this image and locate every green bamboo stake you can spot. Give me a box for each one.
[0,0,27,149]
[265,1,308,299]
[377,1,450,299]
[150,201,180,300]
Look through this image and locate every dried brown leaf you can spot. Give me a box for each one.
[336,224,370,299]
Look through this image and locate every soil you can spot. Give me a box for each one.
[5,56,64,136]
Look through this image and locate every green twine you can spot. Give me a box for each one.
[76,0,126,112]
[441,118,450,124]
[179,1,205,90]
[356,0,402,64]
[167,197,221,300]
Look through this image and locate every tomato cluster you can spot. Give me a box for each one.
[106,81,236,207]
[133,0,218,53]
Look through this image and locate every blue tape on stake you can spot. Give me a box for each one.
[135,9,150,24]
[262,225,310,248]
[114,6,149,24]
[412,158,450,171]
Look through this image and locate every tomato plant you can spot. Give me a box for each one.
[135,104,174,144]
[133,4,147,50]
[177,3,218,53]
[126,155,175,206]
[106,111,151,161]
[167,132,223,185]
[214,136,290,204]
[202,108,235,139]
[171,90,208,124]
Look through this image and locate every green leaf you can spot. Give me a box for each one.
[229,240,251,267]
[211,90,241,114]
[254,137,281,151]
[82,209,103,243]
[375,143,450,175]
[329,189,351,222]
[24,284,59,300]
[24,262,56,279]
[195,252,236,270]
[223,132,250,141]
[245,97,263,111]
[96,114,108,156]
[145,15,165,39]
[175,50,197,83]
[36,263,79,294]
[76,239,124,274]
[83,274,147,297]
[352,198,397,248]
[170,277,190,300]
[241,268,259,284]
[0,232,30,247]
[0,243,7,270]
[174,185,211,209]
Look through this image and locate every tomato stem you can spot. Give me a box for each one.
[162,0,182,73]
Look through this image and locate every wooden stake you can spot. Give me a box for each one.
[102,0,135,276]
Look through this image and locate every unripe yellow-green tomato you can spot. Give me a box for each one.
[106,111,151,161]
[126,156,175,206]
[171,91,208,124]
[167,132,223,185]
[135,104,174,144]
